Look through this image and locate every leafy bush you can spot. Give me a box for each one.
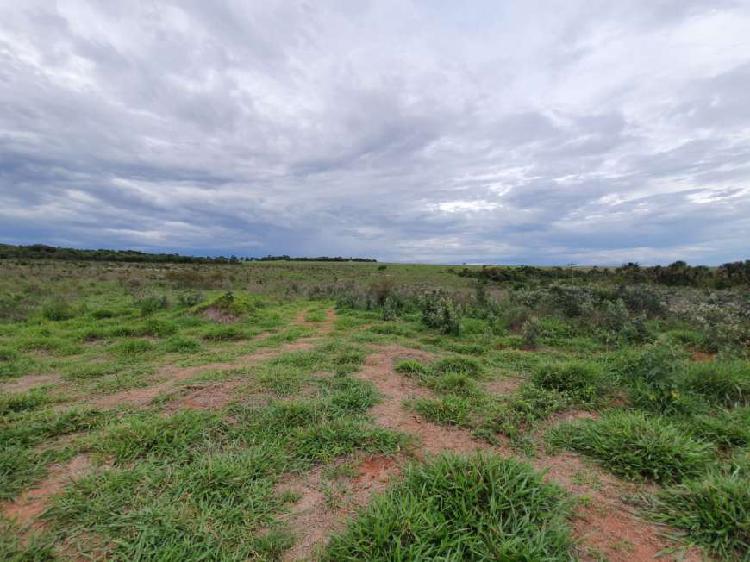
[137,295,168,316]
[177,291,204,307]
[618,285,665,317]
[420,290,461,336]
[550,411,713,483]
[651,473,750,560]
[323,454,573,561]
[614,344,695,414]
[532,361,605,403]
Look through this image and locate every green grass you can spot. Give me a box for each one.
[650,473,750,560]
[323,454,573,561]
[550,411,714,483]
[531,360,606,404]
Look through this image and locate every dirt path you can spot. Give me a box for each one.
[535,452,704,561]
[91,340,317,409]
[279,454,401,562]
[0,373,62,394]
[281,345,508,560]
[1,455,93,530]
[355,345,498,456]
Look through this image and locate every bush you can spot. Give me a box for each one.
[614,344,694,414]
[550,411,713,483]
[683,361,750,408]
[323,454,573,561]
[420,291,461,336]
[651,473,750,560]
[137,295,168,316]
[532,361,605,403]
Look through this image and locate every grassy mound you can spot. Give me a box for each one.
[323,454,573,561]
[550,411,713,483]
[651,473,750,560]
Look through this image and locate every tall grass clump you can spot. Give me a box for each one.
[550,411,713,483]
[682,361,750,408]
[532,360,605,404]
[323,454,573,561]
[650,473,750,560]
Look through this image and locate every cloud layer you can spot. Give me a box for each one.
[1,0,749,264]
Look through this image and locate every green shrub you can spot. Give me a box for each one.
[683,361,750,408]
[550,411,713,483]
[532,361,604,403]
[651,473,750,560]
[137,295,168,316]
[420,291,461,336]
[323,454,573,561]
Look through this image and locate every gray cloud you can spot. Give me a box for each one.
[1,0,749,264]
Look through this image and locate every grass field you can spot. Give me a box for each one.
[1,259,749,561]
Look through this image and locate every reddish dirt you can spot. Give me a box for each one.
[293,307,336,336]
[355,345,499,456]
[691,351,716,363]
[91,340,316,409]
[279,454,402,562]
[2,455,92,529]
[483,376,523,396]
[0,373,61,393]
[535,453,704,562]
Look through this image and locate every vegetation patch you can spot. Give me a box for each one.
[323,454,573,561]
[550,411,713,483]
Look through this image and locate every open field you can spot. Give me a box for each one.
[1,259,749,561]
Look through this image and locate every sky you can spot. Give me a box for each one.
[1,1,749,264]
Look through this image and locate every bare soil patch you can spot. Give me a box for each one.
[483,376,523,396]
[163,381,242,412]
[535,453,703,562]
[2,455,92,529]
[279,454,402,562]
[91,340,316,409]
[0,373,61,393]
[355,345,499,457]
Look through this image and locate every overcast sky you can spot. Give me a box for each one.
[1,1,749,264]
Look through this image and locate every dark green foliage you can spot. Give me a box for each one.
[323,454,573,561]
[551,411,713,483]
[651,473,750,560]
[41,299,75,321]
[0,389,49,416]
